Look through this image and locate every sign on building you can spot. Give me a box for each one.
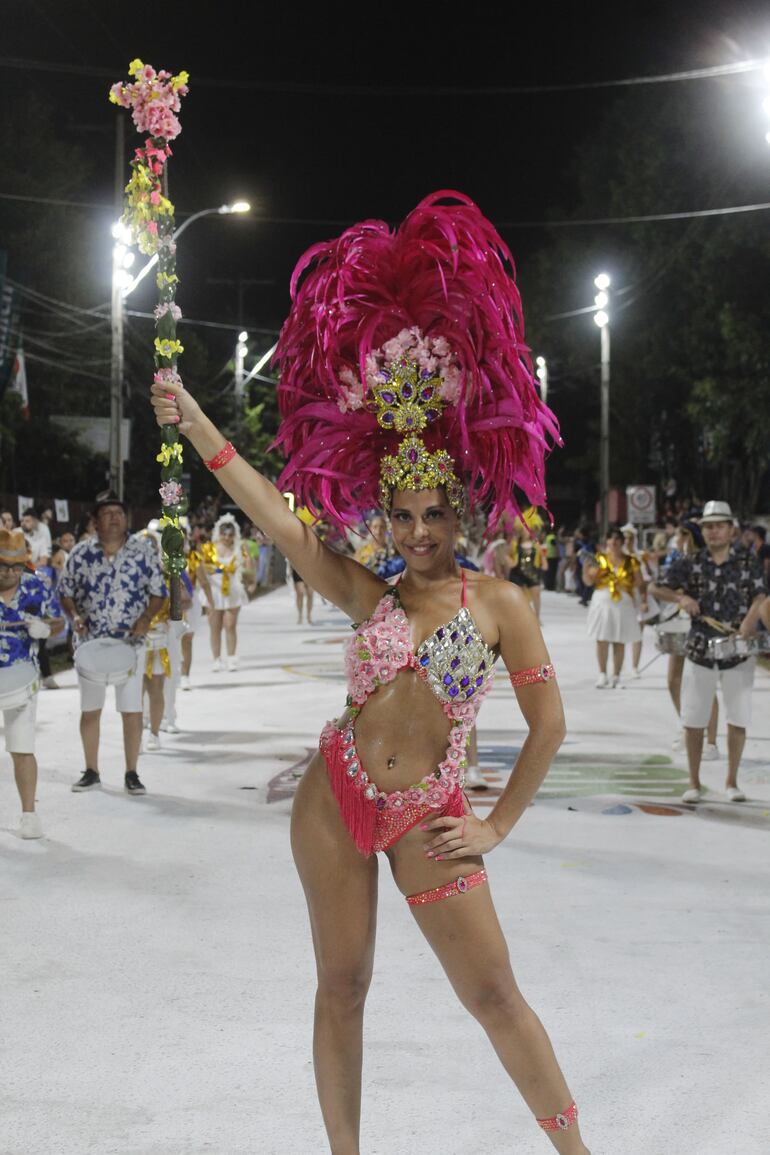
[626,485,656,525]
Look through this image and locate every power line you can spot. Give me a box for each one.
[3,188,770,229]
[0,54,764,93]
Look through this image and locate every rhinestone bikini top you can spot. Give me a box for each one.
[344,569,497,715]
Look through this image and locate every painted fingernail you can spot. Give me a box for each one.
[419,825,427,831]
[436,855,444,861]
[426,851,433,858]
[165,392,174,400]
[172,415,180,423]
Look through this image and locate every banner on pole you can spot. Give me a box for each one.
[55,499,70,523]
[17,494,34,520]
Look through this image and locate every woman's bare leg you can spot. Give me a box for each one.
[596,641,609,674]
[387,829,590,1153]
[294,581,306,623]
[632,637,642,671]
[208,609,224,660]
[291,756,379,1155]
[306,586,315,624]
[181,631,193,677]
[611,642,624,678]
[223,608,239,656]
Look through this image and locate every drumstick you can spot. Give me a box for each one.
[0,617,59,631]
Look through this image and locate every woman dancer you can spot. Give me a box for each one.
[200,513,252,670]
[152,190,590,1154]
[583,526,646,687]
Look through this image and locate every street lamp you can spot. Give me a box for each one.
[108,201,251,496]
[109,221,135,498]
[235,330,248,406]
[593,272,611,540]
[535,355,549,405]
[122,201,251,299]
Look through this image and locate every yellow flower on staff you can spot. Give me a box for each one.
[158,514,180,529]
[154,338,184,359]
[128,59,145,78]
[171,71,190,91]
[156,272,179,289]
[156,443,184,467]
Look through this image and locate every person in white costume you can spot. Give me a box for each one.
[200,514,254,671]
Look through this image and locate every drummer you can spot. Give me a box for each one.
[0,528,64,837]
[649,500,767,804]
[58,490,166,796]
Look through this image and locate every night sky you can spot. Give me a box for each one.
[2,0,769,368]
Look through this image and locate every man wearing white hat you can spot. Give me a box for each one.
[0,528,64,837]
[650,500,767,803]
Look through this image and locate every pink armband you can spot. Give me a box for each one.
[509,662,555,687]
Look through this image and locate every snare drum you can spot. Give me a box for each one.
[0,661,39,710]
[74,638,138,685]
[707,634,768,663]
[654,611,690,656]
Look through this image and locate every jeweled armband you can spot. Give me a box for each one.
[509,663,555,687]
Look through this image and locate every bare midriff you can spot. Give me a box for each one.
[336,667,452,794]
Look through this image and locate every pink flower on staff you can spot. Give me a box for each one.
[154,302,182,322]
[159,480,184,506]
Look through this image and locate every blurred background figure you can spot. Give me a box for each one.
[582,526,645,688]
[180,524,214,691]
[200,514,253,670]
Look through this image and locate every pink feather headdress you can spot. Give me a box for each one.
[271,189,561,528]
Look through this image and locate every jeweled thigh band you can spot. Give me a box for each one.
[406,868,488,906]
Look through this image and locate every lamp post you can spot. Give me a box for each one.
[234,330,248,407]
[109,222,136,498]
[593,273,611,541]
[108,201,250,495]
[535,355,548,405]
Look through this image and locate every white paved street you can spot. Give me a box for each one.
[2,585,769,1155]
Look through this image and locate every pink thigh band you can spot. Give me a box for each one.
[406,868,488,906]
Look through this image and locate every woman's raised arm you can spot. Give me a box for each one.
[151,379,384,621]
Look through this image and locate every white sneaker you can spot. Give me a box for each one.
[610,675,623,689]
[632,667,641,679]
[672,732,684,751]
[212,658,222,673]
[681,786,704,804]
[725,786,746,802]
[145,732,161,751]
[595,672,609,689]
[701,743,720,761]
[19,812,43,839]
[464,764,488,790]
[180,675,191,691]
[226,655,238,671]
[159,719,180,734]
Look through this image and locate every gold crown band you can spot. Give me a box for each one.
[372,357,464,515]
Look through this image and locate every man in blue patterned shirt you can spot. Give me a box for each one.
[651,500,767,805]
[0,528,64,837]
[58,491,166,796]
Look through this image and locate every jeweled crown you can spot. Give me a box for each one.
[371,357,464,514]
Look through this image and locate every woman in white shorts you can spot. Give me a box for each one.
[582,527,646,688]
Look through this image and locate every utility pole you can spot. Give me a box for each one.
[109,114,125,499]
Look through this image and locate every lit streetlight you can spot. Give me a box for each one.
[235,330,248,406]
[593,273,611,540]
[535,355,549,405]
[108,201,251,494]
[122,201,251,299]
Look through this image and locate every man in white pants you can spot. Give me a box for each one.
[650,500,767,803]
[0,529,64,837]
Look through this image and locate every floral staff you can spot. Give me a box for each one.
[109,59,190,617]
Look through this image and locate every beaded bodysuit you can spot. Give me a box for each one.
[320,570,497,854]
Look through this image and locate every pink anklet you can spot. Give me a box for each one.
[536,1100,578,1132]
[406,868,487,906]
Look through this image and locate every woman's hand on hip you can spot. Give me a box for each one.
[421,798,502,860]
[150,378,203,436]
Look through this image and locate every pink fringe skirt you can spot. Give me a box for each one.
[319,722,464,857]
